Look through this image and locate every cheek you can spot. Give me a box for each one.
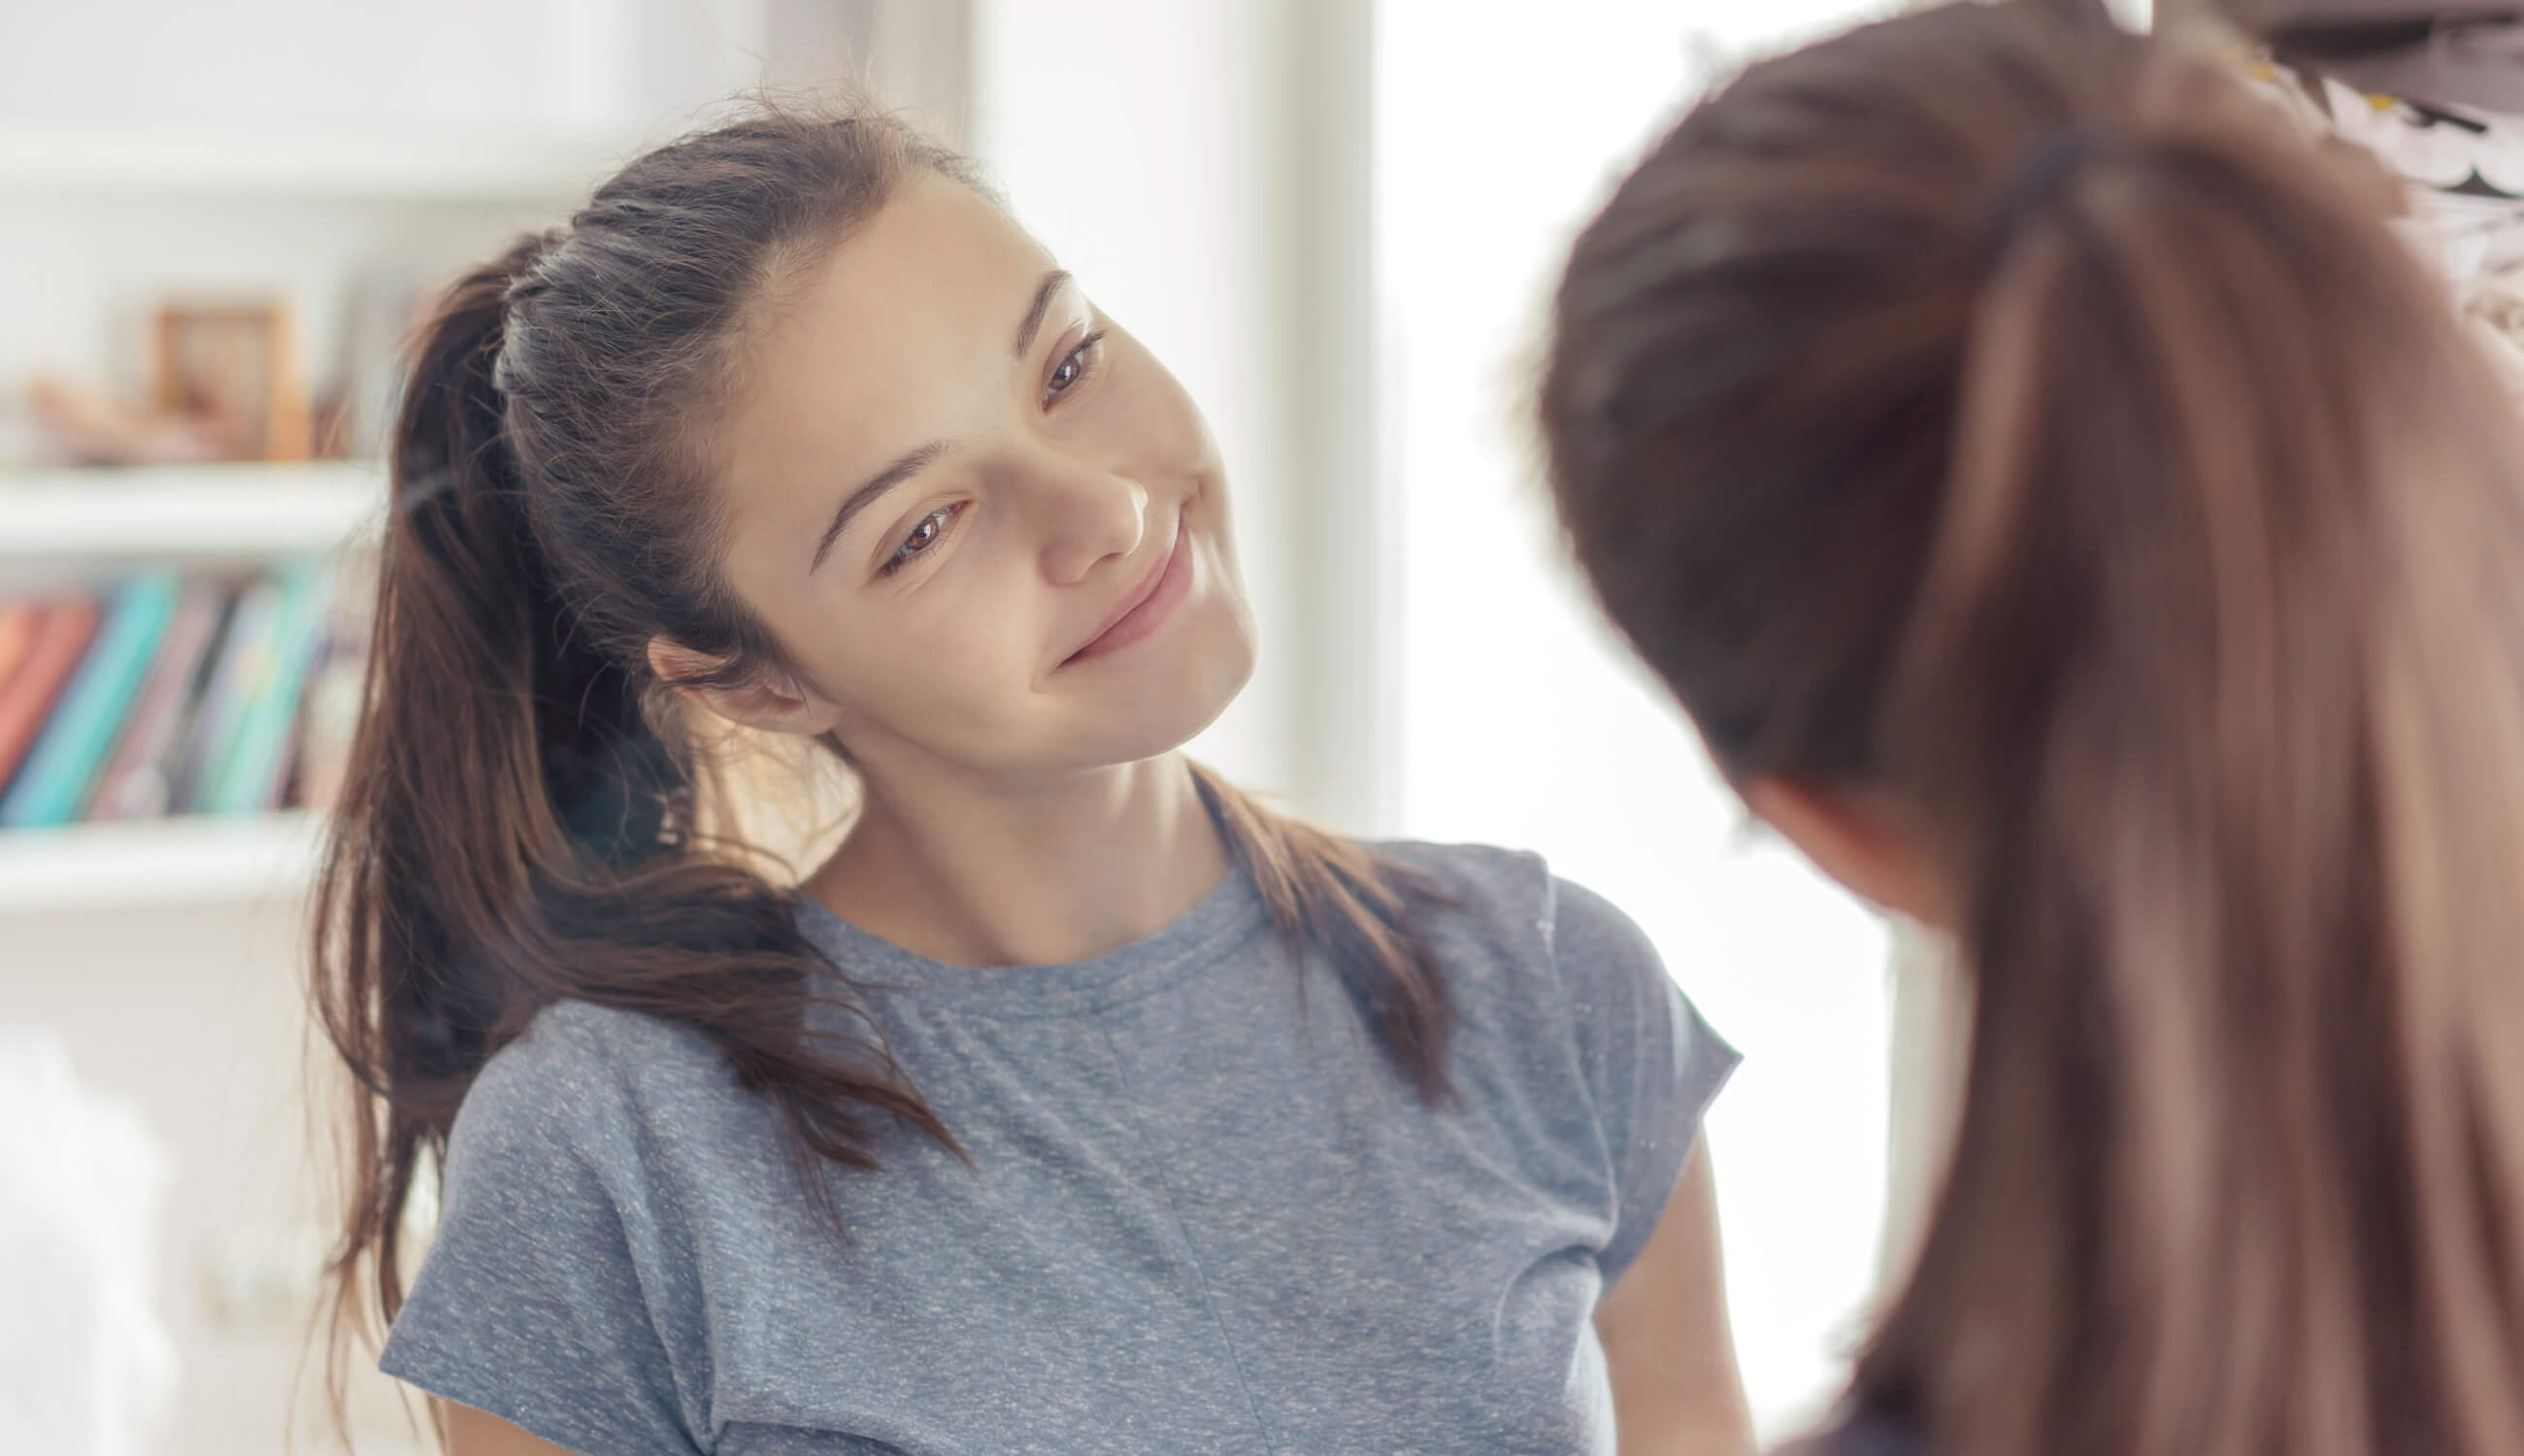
[792,575,1049,743]
[1106,354,1222,482]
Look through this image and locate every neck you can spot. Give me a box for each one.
[806,751,1232,968]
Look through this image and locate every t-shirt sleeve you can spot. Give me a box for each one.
[1547,876,1741,1289]
[379,1036,703,1455]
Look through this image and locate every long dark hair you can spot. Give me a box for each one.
[312,102,1454,1413]
[1543,7,2524,1456]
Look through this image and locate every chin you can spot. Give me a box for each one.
[1075,604,1256,766]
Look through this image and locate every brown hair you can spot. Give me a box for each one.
[1542,7,2524,1456]
[312,102,1453,1418]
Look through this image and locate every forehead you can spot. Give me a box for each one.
[720,172,1057,480]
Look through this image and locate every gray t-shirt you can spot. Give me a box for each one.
[380,841,1739,1455]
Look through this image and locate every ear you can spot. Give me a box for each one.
[646,637,841,739]
[1742,777,1955,930]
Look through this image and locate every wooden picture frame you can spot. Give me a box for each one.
[153,300,311,462]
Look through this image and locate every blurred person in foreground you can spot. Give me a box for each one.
[1541,4,2524,1456]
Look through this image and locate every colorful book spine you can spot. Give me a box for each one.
[85,580,233,822]
[0,575,183,828]
[169,578,281,813]
[287,548,376,813]
[203,560,332,816]
[0,600,104,799]
[0,603,39,695]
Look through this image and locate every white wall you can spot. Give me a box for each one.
[0,0,752,139]
[6,894,433,1456]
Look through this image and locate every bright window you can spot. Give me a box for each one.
[1377,1,1901,1431]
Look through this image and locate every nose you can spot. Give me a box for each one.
[1032,447,1148,585]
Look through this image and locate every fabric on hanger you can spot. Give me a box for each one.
[2243,52,2524,387]
[2258,4,2524,115]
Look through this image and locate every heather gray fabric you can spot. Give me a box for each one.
[379,841,1739,1455]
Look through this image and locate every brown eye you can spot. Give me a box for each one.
[1045,329,1107,402]
[883,507,956,575]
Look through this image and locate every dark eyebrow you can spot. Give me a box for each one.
[1013,270,1074,360]
[805,273,1069,576]
[810,440,949,573]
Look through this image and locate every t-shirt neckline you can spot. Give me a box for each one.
[790,862,1273,1017]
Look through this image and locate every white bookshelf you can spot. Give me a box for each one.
[0,463,371,909]
[0,811,320,914]
[0,125,621,202]
[0,460,383,563]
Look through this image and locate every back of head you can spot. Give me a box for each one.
[1542,6,2524,1456]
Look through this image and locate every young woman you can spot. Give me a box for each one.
[313,108,1749,1455]
[1541,5,2524,1456]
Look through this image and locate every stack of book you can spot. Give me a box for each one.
[0,560,370,830]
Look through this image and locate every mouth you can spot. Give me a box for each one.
[1063,514,1191,666]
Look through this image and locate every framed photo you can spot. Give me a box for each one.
[153,300,311,462]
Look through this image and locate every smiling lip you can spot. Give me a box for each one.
[1065,516,1190,665]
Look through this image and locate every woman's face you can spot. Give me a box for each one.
[706,172,1257,782]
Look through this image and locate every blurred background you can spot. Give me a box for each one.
[0,1,2137,1451]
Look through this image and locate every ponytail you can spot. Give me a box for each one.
[311,239,956,1388]
[1868,88,2524,1456]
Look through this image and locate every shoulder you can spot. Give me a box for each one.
[1371,837,1548,903]
[1364,841,1683,1078]
[1370,838,1551,946]
[1370,838,1733,1114]
[387,999,722,1451]
[450,999,734,1180]
[1368,838,1661,998]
